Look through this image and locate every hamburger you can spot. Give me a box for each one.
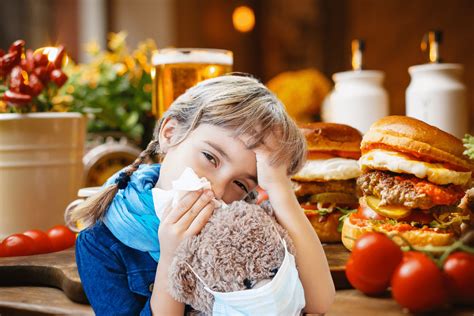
[342,116,473,250]
[292,122,362,242]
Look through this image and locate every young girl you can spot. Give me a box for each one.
[74,74,335,315]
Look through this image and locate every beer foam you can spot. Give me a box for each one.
[152,49,233,65]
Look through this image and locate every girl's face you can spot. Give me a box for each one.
[157,120,258,203]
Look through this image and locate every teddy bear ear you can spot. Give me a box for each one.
[167,258,198,304]
[168,258,215,314]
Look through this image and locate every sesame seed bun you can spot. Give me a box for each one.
[361,116,473,172]
[299,122,362,154]
[341,215,455,251]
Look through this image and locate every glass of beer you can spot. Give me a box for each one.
[151,48,233,118]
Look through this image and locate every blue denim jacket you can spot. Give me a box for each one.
[76,220,157,316]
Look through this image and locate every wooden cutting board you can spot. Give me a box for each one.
[0,248,88,304]
[0,244,351,303]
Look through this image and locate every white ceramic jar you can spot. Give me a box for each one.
[322,70,389,133]
[406,63,468,138]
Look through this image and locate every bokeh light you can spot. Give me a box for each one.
[232,6,255,33]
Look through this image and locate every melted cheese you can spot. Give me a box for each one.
[293,158,361,181]
[359,149,471,185]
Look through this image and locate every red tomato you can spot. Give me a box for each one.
[1,234,35,257]
[23,229,52,254]
[47,225,76,252]
[353,204,386,221]
[391,251,448,312]
[443,252,474,305]
[346,232,403,295]
[346,258,388,294]
[0,242,5,257]
[255,186,269,205]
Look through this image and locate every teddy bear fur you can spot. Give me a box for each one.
[167,200,296,314]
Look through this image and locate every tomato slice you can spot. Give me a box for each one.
[398,211,433,224]
[353,203,387,221]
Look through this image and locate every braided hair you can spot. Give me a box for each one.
[69,140,159,228]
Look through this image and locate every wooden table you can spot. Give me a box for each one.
[1,246,472,315]
[0,286,93,315]
[2,286,473,316]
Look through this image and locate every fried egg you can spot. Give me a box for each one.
[359,149,471,186]
[292,158,361,181]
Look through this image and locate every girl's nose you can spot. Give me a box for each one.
[208,177,226,200]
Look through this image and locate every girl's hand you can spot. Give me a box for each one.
[249,134,291,194]
[158,189,216,261]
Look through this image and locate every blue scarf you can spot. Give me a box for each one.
[102,164,162,261]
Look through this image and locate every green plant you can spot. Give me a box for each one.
[61,32,157,144]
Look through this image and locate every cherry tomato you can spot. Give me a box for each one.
[255,186,269,205]
[1,234,35,257]
[443,252,474,305]
[23,229,52,254]
[47,225,76,252]
[345,232,403,295]
[0,242,5,257]
[391,251,448,312]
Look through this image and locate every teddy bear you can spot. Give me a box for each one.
[167,200,296,314]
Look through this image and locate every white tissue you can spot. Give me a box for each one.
[152,167,226,220]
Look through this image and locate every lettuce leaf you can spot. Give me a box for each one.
[463,134,474,160]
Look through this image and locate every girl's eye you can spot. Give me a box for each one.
[234,180,248,193]
[202,152,217,166]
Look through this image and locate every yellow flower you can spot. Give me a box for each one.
[51,95,73,112]
[66,85,75,94]
[85,41,101,56]
[108,31,128,52]
[124,56,136,72]
[104,52,119,64]
[138,39,157,52]
[0,100,7,112]
[113,63,128,76]
[131,67,143,81]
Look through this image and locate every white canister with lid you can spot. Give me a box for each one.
[405,63,467,138]
[322,70,389,133]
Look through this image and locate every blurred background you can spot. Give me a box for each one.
[1,0,473,130]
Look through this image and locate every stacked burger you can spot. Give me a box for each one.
[342,116,473,250]
[292,123,362,242]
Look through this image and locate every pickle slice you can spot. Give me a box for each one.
[365,196,412,219]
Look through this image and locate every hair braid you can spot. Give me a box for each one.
[67,139,159,230]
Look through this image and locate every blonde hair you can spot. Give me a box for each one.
[70,74,306,229]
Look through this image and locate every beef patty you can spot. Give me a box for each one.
[292,179,357,197]
[357,170,465,209]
